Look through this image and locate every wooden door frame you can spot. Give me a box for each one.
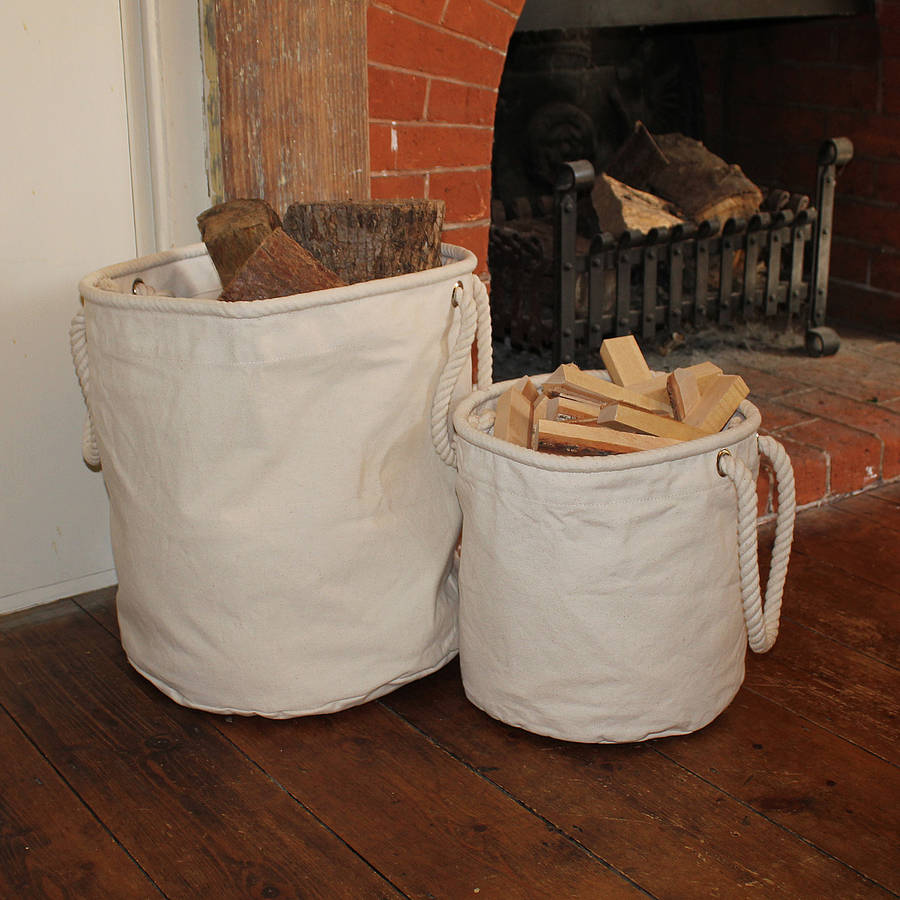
[201,0,370,214]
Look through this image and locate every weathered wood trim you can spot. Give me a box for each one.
[207,0,370,214]
[200,0,224,206]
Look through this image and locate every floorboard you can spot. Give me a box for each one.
[223,703,643,899]
[835,489,900,519]
[383,666,889,899]
[2,484,898,898]
[743,619,900,762]
[775,553,900,669]
[868,480,900,504]
[657,690,900,893]
[0,705,162,899]
[0,603,401,899]
[790,501,900,592]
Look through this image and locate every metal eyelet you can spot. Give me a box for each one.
[716,448,733,477]
[451,280,464,307]
[131,278,145,294]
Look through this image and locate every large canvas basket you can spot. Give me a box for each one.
[71,242,491,717]
[451,377,795,743]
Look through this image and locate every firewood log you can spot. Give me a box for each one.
[604,120,669,189]
[197,198,282,289]
[647,133,763,226]
[591,174,686,235]
[218,228,346,302]
[283,200,445,283]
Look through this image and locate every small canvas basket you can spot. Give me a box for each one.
[451,376,795,743]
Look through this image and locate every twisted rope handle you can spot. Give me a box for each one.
[717,436,796,653]
[69,309,101,467]
[473,276,492,391]
[431,275,491,467]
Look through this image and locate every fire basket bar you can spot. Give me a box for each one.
[540,137,853,365]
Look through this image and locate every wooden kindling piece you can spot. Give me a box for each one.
[667,368,702,421]
[493,377,539,449]
[598,335,653,387]
[536,420,680,454]
[626,361,722,404]
[683,375,750,433]
[595,403,709,442]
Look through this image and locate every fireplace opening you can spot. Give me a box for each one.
[487,12,865,372]
[491,26,704,223]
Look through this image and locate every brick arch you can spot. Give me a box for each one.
[367,1,527,278]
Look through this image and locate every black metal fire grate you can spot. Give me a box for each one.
[488,137,853,363]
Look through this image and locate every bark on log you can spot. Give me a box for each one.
[218,228,345,302]
[648,134,762,225]
[604,121,669,191]
[282,200,445,283]
[197,199,282,289]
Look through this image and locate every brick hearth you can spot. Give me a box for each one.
[713,333,900,511]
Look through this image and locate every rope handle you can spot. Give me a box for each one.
[69,309,101,467]
[431,275,492,467]
[717,435,796,653]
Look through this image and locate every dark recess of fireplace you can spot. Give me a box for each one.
[491,28,704,221]
[489,2,868,363]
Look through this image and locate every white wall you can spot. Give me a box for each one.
[1,0,209,614]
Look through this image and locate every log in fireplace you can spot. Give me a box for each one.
[490,137,853,363]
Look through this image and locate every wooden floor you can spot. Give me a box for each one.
[2,485,898,899]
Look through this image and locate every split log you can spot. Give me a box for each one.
[604,121,669,190]
[648,133,763,226]
[197,199,282,289]
[283,200,445,284]
[591,174,686,235]
[218,228,346,302]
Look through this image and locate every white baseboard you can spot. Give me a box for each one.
[0,569,118,616]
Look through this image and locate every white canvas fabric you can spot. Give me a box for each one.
[72,242,491,717]
[451,377,795,743]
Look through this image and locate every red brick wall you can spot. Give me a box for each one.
[696,5,900,334]
[367,0,526,280]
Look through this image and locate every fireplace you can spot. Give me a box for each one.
[365,0,896,339]
[487,20,859,362]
